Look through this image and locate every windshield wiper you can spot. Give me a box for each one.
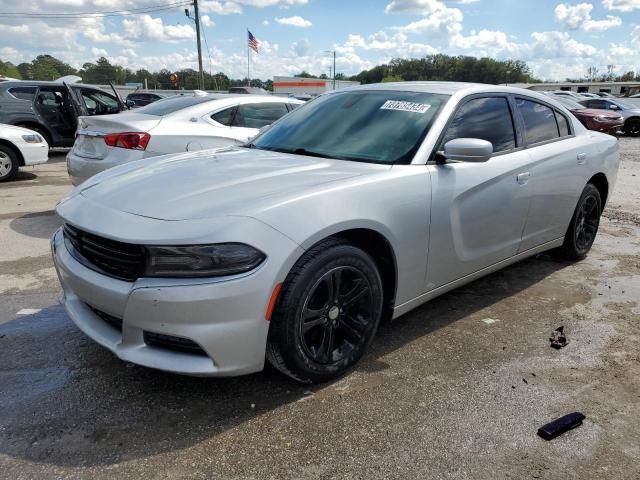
[273,147,335,159]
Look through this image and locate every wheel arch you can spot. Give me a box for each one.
[301,227,399,320]
[14,121,52,145]
[0,139,25,166]
[588,172,609,208]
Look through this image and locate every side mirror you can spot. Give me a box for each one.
[126,99,135,108]
[442,138,493,163]
[609,104,619,110]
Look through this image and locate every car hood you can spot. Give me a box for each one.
[77,147,387,221]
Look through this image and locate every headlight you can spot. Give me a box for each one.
[22,134,43,143]
[144,243,265,278]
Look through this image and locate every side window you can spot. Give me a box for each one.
[588,100,605,109]
[211,106,237,126]
[441,96,516,153]
[233,102,290,129]
[80,89,120,114]
[36,89,67,107]
[287,103,301,111]
[555,111,570,137]
[516,99,559,145]
[8,87,37,101]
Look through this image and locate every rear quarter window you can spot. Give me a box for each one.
[516,99,559,145]
[8,87,37,101]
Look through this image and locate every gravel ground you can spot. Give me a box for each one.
[0,140,638,480]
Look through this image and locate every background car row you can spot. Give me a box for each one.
[66,93,303,185]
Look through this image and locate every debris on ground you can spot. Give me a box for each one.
[537,412,586,440]
[549,326,568,349]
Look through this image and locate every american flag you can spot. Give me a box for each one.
[248,30,259,53]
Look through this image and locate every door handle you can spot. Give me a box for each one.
[516,172,530,185]
[577,153,587,165]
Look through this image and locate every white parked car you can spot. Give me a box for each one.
[66,93,303,185]
[0,123,49,182]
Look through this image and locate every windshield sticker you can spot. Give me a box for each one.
[380,100,432,114]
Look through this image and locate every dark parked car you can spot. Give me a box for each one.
[228,86,268,95]
[125,91,166,107]
[0,81,126,148]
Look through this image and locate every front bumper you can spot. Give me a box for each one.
[51,227,301,376]
[19,141,49,166]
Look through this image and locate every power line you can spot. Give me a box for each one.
[0,1,192,19]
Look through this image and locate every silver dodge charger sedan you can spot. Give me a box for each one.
[52,82,619,383]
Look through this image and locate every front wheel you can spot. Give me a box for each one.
[625,119,640,137]
[557,183,602,260]
[0,144,19,182]
[267,238,383,383]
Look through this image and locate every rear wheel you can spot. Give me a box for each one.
[267,238,383,383]
[557,183,602,260]
[0,144,19,182]
[625,119,640,137]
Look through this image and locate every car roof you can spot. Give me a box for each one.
[338,81,565,103]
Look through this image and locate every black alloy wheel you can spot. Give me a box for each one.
[267,238,383,383]
[298,266,375,365]
[558,183,602,260]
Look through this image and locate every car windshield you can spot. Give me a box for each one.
[250,90,448,164]
[136,95,221,116]
[552,96,585,110]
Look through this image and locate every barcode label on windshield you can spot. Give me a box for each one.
[380,100,431,114]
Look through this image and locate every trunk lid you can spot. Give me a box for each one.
[72,113,162,160]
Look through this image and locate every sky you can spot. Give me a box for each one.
[0,0,639,81]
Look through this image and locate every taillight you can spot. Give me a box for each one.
[104,132,150,150]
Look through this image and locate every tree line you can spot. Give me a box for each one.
[2,53,640,90]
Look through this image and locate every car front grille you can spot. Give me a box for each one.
[63,224,146,281]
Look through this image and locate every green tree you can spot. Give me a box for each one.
[0,60,21,79]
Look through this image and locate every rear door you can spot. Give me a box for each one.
[426,95,533,290]
[516,97,588,251]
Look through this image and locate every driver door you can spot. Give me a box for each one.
[425,95,533,291]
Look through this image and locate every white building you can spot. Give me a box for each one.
[273,76,359,97]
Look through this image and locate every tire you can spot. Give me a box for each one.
[557,183,602,260]
[625,119,640,137]
[267,238,384,383]
[0,144,19,182]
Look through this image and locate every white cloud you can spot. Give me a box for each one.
[530,31,598,57]
[274,15,312,27]
[555,3,622,32]
[385,0,476,14]
[602,0,640,11]
[201,15,215,27]
[91,47,108,57]
[200,1,243,15]
[262,19,270,25]
[122,15,195,41]
[393,7,463,35]
[632,25,640,42]
[200,0,307,14]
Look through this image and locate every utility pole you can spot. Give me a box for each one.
[333,50,336,90]
[193,0,204,89]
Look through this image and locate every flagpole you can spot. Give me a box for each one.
[247,29,250,87]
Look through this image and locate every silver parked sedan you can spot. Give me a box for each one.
[52,82,619,383]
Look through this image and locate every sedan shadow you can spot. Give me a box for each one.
[0,254,571,467]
